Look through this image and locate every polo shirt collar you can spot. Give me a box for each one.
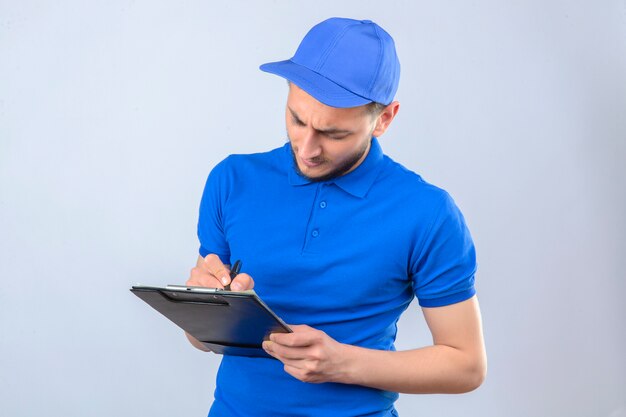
[286,137,385,199]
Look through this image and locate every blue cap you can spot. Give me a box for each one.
[260,17,400,108]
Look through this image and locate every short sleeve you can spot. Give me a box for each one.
[197,158,232,264]
[410,192,477,307]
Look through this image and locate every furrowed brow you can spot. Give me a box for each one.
[288,107,304,124]
[288,107,353,135]
[317,126,352,135]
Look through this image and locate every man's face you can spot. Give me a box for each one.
[286,83,378,182]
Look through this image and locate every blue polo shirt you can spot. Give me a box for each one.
[198,138,476,417]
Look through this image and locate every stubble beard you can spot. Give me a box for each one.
[288,134,372,183]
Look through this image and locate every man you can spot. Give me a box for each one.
[186,17,486,417]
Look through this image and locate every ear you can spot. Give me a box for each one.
[372,101,400,137]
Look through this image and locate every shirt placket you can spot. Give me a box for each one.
[302,183,330,254]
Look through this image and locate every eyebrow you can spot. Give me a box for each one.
[288,107,353,135]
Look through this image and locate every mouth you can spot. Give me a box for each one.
[300,158,325,169]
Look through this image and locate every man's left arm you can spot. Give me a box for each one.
[263,295,486,394]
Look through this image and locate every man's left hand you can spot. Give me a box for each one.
[262,325,350,384]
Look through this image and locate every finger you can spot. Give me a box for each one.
[262,340,277,358]
[187,264,225,289]
[230,273,254,291]
[186,274,224,289]
[270,326,318,347]
[283,363,307,380]
[202,254,231,287]
[288,324,313,332]
[263,340,309,361]
[186,278,224,288]
[262,341,302,364]
[283,363,325,383]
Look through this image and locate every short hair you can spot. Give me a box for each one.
[364,101,387,118]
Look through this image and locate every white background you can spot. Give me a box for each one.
[1,1,625,416]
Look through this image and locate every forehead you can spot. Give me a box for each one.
[287,84,369,124]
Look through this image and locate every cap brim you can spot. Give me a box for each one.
[260,59,371,108]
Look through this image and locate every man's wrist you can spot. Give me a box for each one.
[335,343,365,385]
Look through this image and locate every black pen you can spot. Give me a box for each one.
[224,260,242,291]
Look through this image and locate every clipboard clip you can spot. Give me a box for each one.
[159,286,229,305]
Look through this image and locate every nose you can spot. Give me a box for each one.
[298,129,322,160]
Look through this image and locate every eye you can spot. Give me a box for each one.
[291,116,306,127]
[325,133,349,140]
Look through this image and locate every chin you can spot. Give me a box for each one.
[299,164,328,177]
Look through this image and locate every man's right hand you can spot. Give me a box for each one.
[186,254,254,292]
[184,254,255,352]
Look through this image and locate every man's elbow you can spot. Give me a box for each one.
[460,357,487,393]
[185,331,211,352]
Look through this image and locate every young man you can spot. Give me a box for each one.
[186,17,486,417]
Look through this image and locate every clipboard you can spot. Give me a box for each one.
[130,285,292,358]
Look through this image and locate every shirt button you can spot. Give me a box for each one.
[312,229,319,237]
[320,201,327,209]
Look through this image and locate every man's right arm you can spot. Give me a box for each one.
[184,254,255,351]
